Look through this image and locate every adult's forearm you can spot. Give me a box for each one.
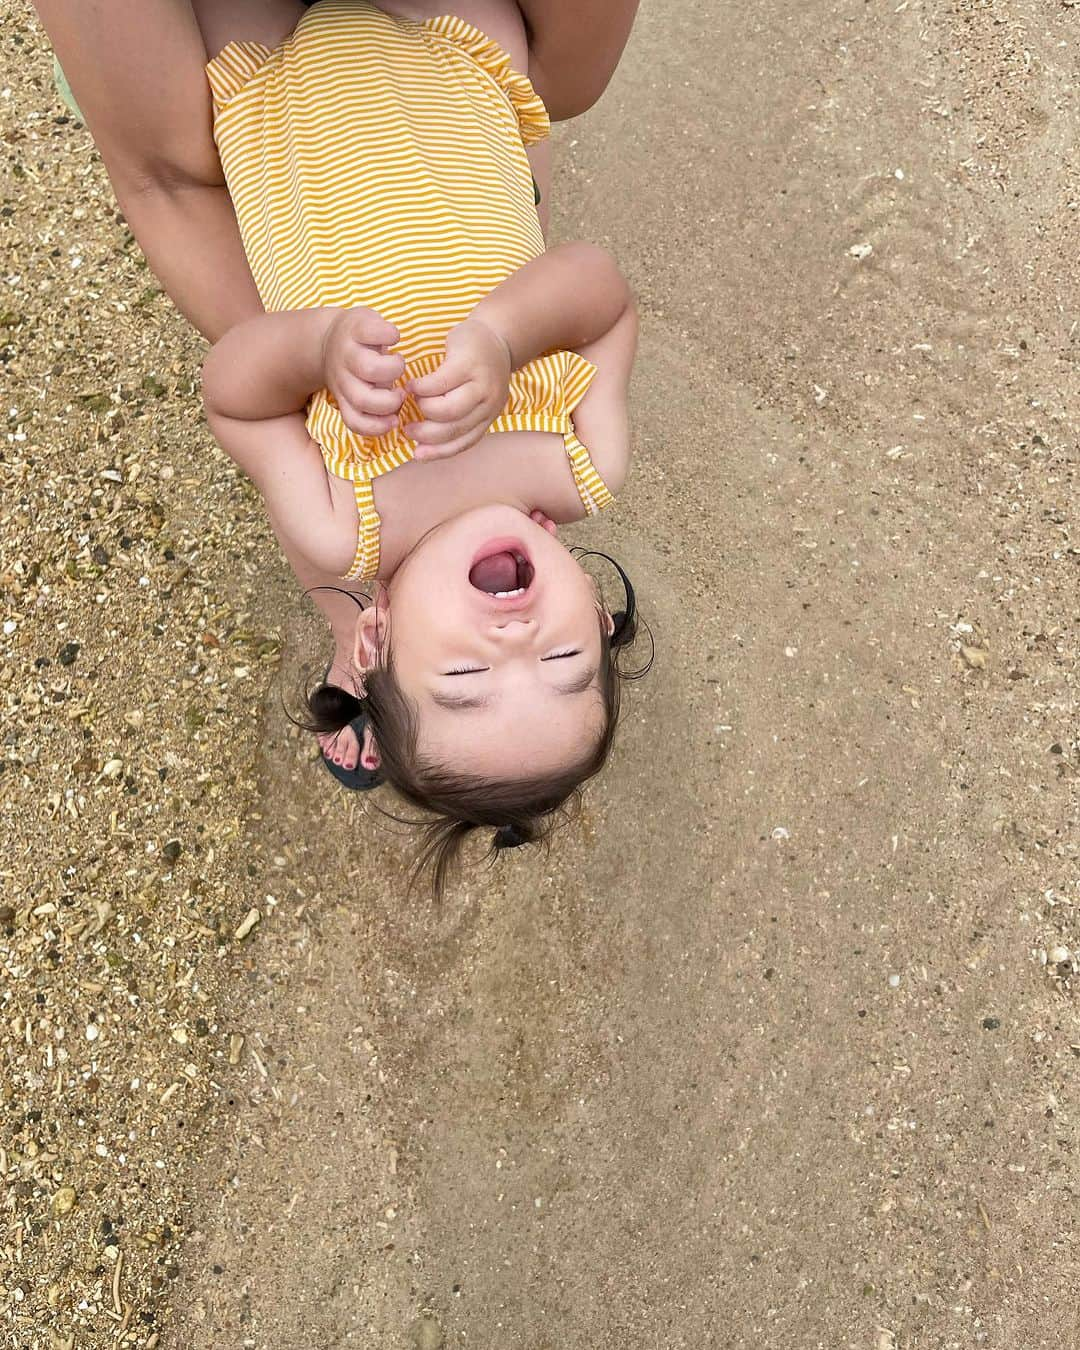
[32,0,260,341]
[112,175,263,343]
[470,242,632,369]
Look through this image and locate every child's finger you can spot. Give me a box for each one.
[412,383,478,424]
[405,406,488,446]
[337,399,398,438]
[333,374,401,418]
[348,346,406,386]
[352,382,404,417]
[411,427,486,461]
[529,509,558,535]
[410,413,492,458]
[409,359,466,399]
[350,313,400,348]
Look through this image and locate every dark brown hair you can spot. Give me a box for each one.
[302,603,649,897]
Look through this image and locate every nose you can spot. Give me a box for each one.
[490,617,535,641]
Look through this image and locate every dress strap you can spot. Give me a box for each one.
[343,478,382,581]
[339,419,614,582]
[564,430,615,516]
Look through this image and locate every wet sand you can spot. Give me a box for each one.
[2,1,1077,1347]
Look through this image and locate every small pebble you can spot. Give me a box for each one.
[52,1187,77,1217]
[887,973,901,988]
[960,645,987,670]
[234,908,261,942]
[408,1316,445,1350]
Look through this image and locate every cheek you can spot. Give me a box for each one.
[388,596,459,674]
[392,559,460,613]
[394,587,462,648]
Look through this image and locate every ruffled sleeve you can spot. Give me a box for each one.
[422,15,550,146]
[206,41,274,112]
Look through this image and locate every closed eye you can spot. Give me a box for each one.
[444,666,490,676]
[541,649,581,661]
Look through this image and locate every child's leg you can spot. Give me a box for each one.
[378,0,529,71]
[528,137,551,237]
[378,0,639,120]
[519,0,640,120]
[190,0,303,61]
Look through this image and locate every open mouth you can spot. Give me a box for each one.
[468,540,535,599]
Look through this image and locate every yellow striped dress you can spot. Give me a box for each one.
[207,0,614,580]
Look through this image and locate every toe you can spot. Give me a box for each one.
[318,724,361,772]
[339,725,361,770]
[317,731,341,765]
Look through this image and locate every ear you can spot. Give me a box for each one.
[352,599,387,677]
[359,721,380,772]
[601,609,616,638]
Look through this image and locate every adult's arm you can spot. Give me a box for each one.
[32,0,263,341]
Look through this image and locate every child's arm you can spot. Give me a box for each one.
[406,242,634,461]
[469,243,631,374]
[201,306,406,574]
[32,0,263,341]
[557,296,638,498]
[203,306,405,432]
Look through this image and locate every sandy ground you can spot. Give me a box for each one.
[1,0,1078,1347]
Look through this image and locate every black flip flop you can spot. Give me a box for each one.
[321,710,382,791]
[319,670,383,791]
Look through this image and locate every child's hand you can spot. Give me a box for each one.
[322,307,406,437]
[405,318,512,460]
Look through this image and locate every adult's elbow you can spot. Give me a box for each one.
[109,150,226,201]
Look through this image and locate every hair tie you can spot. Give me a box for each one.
[494,823,528,850]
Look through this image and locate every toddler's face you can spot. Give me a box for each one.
[374,506,610,778]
